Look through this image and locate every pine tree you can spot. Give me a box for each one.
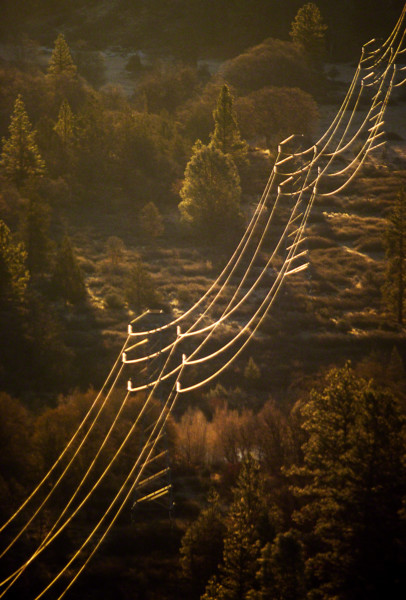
[54,99,75,148]
[23,197,53,274]
[139,201,164,239]
[1,95,45,186]
[382,186,406,324]
[291,363,406,599]
[0,219,29,305]
[180,490,225,595]
[201,575,226,600]
[47,33,77,79]
[210,84,248,170]
[51,235,86,304]
[179,141,242,240]
[289,2,328,66]
[254,534,305,600]
[244,356,261,384]
[219,458,265,600]
[125,258,160,313]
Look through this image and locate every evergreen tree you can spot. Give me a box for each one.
[382,186,406,324]
[1,95,45,186]
[139,201,164,239]
[125,258,160,313]
[47,33,77,79]
[180,490,225,595]
[105,236,125,266]
[215,457,266,600]
[201,575,226,600]
[291,363,406,600]
[244,356,261,384]
[0,219,29,305]
[23,197,53,275]
[54,99,75,149]
[179,141,242,240]
[289,2,328,66]
[51,235,86,304]
[210,84,248,170]
[253,534,305,600]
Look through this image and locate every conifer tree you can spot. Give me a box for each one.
[23,197,53,274]
[291,363,406,599]
[180,490,225,595]
[382,186,406,324]
[54,99,75,148]
[0,219,29,305]
[1,95,45,186]
[51,235,86,304]
[125,258,160,313]
[210,84,248,170]
[204,457,265,600]
[47,33,77,79]
[253,534,305,600]
[139,201,164,239]
[179,141,241,240]
[244,356,261,384]
[290,2,328,66]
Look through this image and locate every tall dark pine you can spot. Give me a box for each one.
[202,458,265,600]
[290,2,328,66]
[1,95,45,186]
[51,236,86,304]
[291,363,406,600]
[210,84,248,170]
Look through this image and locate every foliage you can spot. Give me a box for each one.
[0,393,37,511]
[214,457,266,600]
[180,489,225,595]
[74,48,106,88]
[134,62,200,114]
[290,2,328,65]
[179,141,242,240]
[235,86,318,146]
[244,357,261,383]
[51,235,87,304]
[210,84,248,171]
[105,236,125,266]
[124,257,161,313]
[252,533,305,600]
[220,38,314,94]
[54,99,75,148]
[139,201,164,239]
[1,94,45,186]
[174,407,209,467]
[47,33,77,79]
[22,196,53,274]
[291,363,406,599]
[382,186,406,324]
[0,218,29,304]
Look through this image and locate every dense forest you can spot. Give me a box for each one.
[0,1,406,599]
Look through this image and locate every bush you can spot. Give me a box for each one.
[104,291,125,310]
[219,38,314,94]
[235,85,319,145]
[124,258,162,312]
[133,62,200,114]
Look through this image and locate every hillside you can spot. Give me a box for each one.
[0,5,406,600]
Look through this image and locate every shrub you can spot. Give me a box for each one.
[219,38,314,94]
[235,85,319,145]
[124,258,162,312]
[104,291,125,310]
